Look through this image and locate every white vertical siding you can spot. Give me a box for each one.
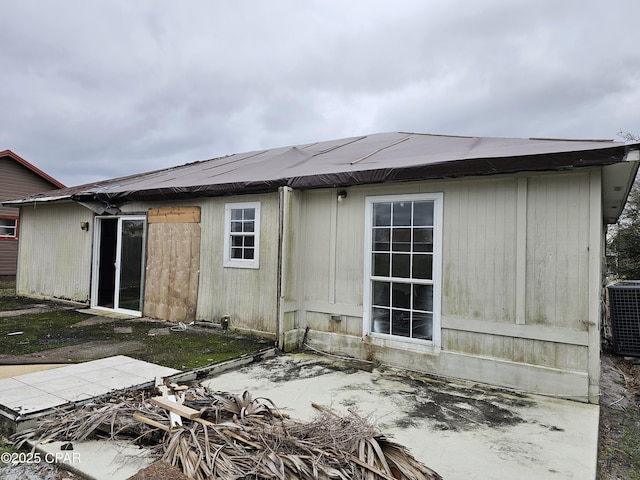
[442,177,518,323]
[525,172,590,327]
[196,194,280,333]
[17,202,93,302]
[292,170,601,400]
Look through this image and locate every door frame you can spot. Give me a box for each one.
[91,215,147,316]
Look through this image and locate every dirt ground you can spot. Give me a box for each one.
[597,353,640,479]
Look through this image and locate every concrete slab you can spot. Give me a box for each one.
[0,364,65,380]
[17,352,599,480]
[202,353,599,480]
[34,439,156,480]
[0,356,179,417]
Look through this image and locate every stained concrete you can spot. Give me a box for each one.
[13,352,598,480]
[202,353,599,480]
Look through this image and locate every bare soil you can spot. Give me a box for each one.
[597,353,640,479]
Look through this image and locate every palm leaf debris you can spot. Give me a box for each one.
[12,384,442,480]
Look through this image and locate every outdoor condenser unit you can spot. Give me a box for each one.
[608,281,640,356]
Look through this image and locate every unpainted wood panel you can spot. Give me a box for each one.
[144,222,200,322]
[148,206,201,224]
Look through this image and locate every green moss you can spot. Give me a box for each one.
[0,304,270,369]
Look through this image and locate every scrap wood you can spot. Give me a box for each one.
[133,413,171,432]
[150,396,201,419]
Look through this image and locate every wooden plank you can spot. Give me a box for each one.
[133,413,171,432]
[148,206,201,224]
[150,396,201,419]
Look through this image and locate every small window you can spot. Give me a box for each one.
[224,202,260,268]
[0,217,18,239]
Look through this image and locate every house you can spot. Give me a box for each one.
[4,132,639,403]
[0,150,65,278]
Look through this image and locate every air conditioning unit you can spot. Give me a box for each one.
[608,281,640,356]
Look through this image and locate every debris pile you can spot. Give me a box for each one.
[12,383,443,480]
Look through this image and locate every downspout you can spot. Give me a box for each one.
[276,186,292,350]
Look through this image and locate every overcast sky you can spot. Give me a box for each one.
[1,0,639,187]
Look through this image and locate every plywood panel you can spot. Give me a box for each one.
[144,222,200,322]
[148,206,201,223]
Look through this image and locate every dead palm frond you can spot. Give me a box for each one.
[11,386,443,480]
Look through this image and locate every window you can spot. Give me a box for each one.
[364,193,442,345]
[224,202,260,268]
[0,217,18,239]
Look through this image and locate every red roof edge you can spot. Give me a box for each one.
[0,149,66,188]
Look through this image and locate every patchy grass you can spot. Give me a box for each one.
[0,309,91,355]
[0,311,270,369]
[0,283,271,370]
[0,295,38,311]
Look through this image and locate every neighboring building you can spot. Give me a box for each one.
[4,132,639,403]
[0,150,65,278]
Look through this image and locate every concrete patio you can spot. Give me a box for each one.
[2,352,599,479]
[202,353,599,480]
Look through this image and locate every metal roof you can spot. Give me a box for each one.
[3,132,637,205]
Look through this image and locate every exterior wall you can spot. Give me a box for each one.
[16,201,94,302]
[14,168,603,401]
[195,193,280,335]
[125,194,280,335]
[285,169,602,402]
[0,158,61,276]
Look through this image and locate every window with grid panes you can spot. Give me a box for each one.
[224,202,260,268]
[365,194,441,343]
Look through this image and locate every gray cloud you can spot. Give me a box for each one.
[1,0,639,186]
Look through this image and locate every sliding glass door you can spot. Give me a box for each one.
[92,216,146,315]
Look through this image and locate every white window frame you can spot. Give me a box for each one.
[224,202,261,269]
[0,216,18,239]
[363,193,443,349]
